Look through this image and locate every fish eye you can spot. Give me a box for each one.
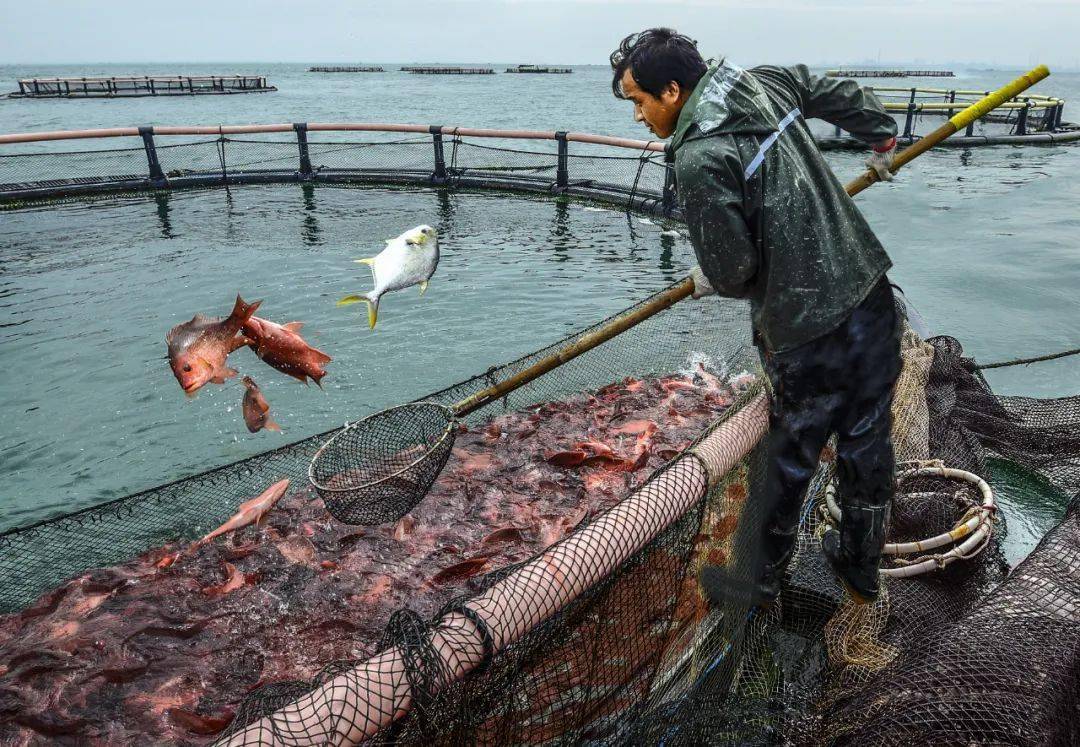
[183,364,192,372]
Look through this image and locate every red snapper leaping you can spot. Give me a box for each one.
[165,296,261,396]
[242,315,332,386]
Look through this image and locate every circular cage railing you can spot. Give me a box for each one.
[0,124,679,214]
[1,101,1077,210]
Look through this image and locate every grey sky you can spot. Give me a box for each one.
[2,0,1078,69]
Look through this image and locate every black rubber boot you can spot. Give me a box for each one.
[821,502,890,604]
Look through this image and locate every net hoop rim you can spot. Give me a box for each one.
[307,400,456,494]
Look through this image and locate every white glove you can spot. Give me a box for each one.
[865,136,897,182]
[690,266,716,299]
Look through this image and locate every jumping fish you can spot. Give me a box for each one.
[166,296,261,396]
[242,315,332,386]
[241,376,281,433]
[337,224,439,328]
[194,479,290,547]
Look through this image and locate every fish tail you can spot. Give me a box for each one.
[265,418,282,432]
[231,295,262,327]
[364,296,380,329]
[337,293,380,328]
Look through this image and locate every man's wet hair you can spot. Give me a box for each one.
[610,28,708,100]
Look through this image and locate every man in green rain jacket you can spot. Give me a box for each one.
[611,29,903,605]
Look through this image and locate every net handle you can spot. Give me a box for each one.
[845,64,1050,196]
[452,277,695,417]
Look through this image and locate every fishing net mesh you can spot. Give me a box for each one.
[1,135,1079,745]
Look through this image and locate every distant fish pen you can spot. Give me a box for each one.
[8,75,275,98]
[827,69,955,78]
[400,66,495,75]
[505,64,573,74]
[816,86,1077,148]
[1,118,1079,746]
[308,66,384,73]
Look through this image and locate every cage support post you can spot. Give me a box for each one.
[903,102,916,139]
[430,125,447,184]
[662,144,678,215]
[293,123,313,178]
[555,131,569,191]
[1016,101,1030,136]
[138,127,167,187]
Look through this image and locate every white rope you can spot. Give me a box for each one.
[821,460,997,579]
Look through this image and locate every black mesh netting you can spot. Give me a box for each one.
[1,134,1079,745]
[615,334,1080,747]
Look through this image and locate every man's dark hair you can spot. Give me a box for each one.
[610,28,707,100]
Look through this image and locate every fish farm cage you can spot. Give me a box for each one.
[1,116,1080,747]
[8,75,276,98]
[814,87,1077,147]
[309,67,386,73]
[825,70,956,78]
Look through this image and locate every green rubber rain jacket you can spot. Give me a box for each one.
[670,61,898,353]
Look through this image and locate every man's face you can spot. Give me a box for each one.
[619,68,686,139]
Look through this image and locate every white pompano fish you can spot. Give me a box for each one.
[337,224,440,328]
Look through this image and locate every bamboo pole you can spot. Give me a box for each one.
[846,65,1050,196]
[453,278,695,417]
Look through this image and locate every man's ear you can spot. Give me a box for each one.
[661,81,682,105]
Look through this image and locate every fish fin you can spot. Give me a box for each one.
[419,280,429,296]
[265,419,282,432]
[354,258,377,283]
[283,322,304,333]
[211,367,238,384]
[313,349,333,365]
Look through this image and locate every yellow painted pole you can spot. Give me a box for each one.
[846,65,1050,196]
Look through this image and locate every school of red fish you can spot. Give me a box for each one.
[165,295,332,433]
[0,366,751,745]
